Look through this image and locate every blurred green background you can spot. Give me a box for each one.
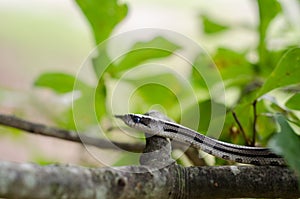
[0,0,299,169]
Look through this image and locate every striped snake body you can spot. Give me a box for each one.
[116,113,285,166]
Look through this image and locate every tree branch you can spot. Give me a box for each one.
[0,113,203,164]
[0,161,298,199]
[0,113,144,152]
[0,111,299,198]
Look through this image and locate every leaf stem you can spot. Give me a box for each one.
[232,111,251,146]
[252,100,258,146]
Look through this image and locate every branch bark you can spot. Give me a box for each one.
[0,161,298,199]
[0,113,144,152]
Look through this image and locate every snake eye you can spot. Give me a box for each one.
[132,115,141,123]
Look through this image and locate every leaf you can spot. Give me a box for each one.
[257,0,281,40]
[115,36,181,73]
[95,80,107,121]
[268,115,300,176]
[69,91,101,129]
[75,0,128,44]
[286,93,300,110]
[32,155,58,166]
[261,95,300,127]
[190,52,222,92]
[72,92,100,130]
[122,72,182,114]
[256,48,290,76]
[92,47,115,78]
[257,0,282,69]
[213,48,253,80]
[113,153,140,166]
[58,85,102,130]
[196,100,226,134]
[34,72,102,129]
[258,48,300,97]
[190,53,211,91]
[34,73,89,94]
[200,15,228,34]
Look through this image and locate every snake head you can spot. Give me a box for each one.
[115,114,135,127]
[115,114,148,126]
[115,114,157,133]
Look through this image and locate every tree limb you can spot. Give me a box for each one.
[0,113,144,152]
[0,161,298,199]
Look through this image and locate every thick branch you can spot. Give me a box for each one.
[0,113,144,152]
[0,161,298,199]
[187,165,299,198]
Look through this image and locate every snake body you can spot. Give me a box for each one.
[116,113,285,166]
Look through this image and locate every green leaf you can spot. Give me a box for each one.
[286,93,300,110]
[263,96,300,127]
[114,36,181,73]
[255,103,277,143]
[190,52,221,92]
[32,155,58,166]
[95,80,107,121]
[258,48,300,97]
[34,72,102,129]
[72,92,99,130]
[256,48,289,76]
[92,47,115,78]
[34,73,88,94]
[122,72,182,114]
[257,0,281,40]
[75,0,128,44]
[113,153,140,166]
[201,15,228,34]
[213,48,253,80]
[190,53,211,92]
[257,0,282,69]
[71,77,107,129]
[268,115,300,176]
[197,100,226,134]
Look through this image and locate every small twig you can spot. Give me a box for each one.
[232,111,251,146]
[0,113,144,152]
[252,100,258,146]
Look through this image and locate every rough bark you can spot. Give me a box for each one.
[0,161,298,199]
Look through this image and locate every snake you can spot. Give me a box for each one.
[115,112,285,166]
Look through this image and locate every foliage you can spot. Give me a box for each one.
[258,48,300,97]
[200,14,228,34]
[269,115,300,177]
[75,0,128,44]
[33,0,300,169]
